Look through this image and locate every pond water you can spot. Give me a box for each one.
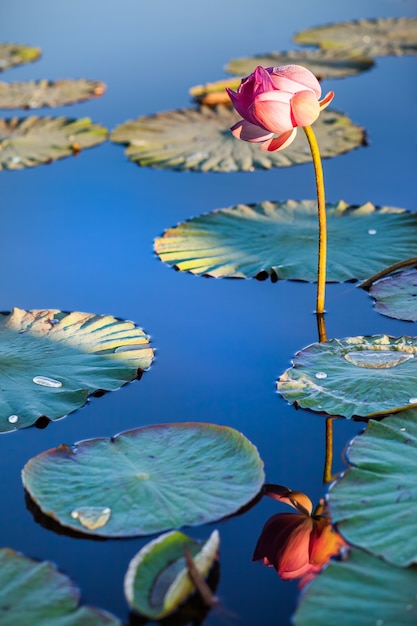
[0,0,416,624]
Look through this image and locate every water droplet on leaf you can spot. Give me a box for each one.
[315,371,328,379]
[8,415,19,424]
[33,376,63,388]
[344,350,413,369]
[70,506,111,530]
[368,229,377,235]
[408,397,417,404]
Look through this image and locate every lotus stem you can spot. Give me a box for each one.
[359,257,417,290]
[303,125,327,317]
[323,417,336,484]
[316,312,327,343]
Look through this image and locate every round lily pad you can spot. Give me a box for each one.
[22,422,265,537]
[225,49,374,80]
[0,116,107,170]
[0,548,122,625]
[293,17,417,57]
[154,201,417,282]
[277,335,417,419]
[110,106,364,172]
[124,529,219,619]
[0,307,154,433]
[189,77,242,106]
[294,549,417,626]
[0,79,106,109]
[329,409,417,566]
[369,268,417,322]
[0,43,41,72]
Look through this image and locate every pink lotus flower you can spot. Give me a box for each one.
[253,485,346,587]
[226,65,334,152]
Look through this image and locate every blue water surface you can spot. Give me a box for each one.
[0,0,416,624]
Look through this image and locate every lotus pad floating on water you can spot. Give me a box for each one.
[329,409,417,566]
[369,268,417,322]
[0,79,106,109]
[225,49,374,80]
[155,201,417,282]
[293,17,417,57]
[0,43,41,72]
[0,548,122,625]
[277,335,417,419]
[0,307,154,432]
[0,116,107,170]
[124,529,219,619]
[22,422,265,537]
[110,107,364,172]
[294,549,417,626]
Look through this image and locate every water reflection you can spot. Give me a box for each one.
[253,485,346,587]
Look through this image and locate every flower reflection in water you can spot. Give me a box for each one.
[253,484,346,587]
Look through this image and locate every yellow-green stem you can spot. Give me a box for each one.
[303,125,327,318]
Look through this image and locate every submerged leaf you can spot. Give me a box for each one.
[155,201,417,282]
[226,49,374,80]
[0,79,106,109]
[294,549,417,626]
[0,307,154,432]
[124,529,219,619]
[369,268,417,322]
[277,335,417,419]
[294,17,417,57]
[22,422,265,537]
[110,106,364,172]
[329,409,417,566]
[0,43,41,72]
[0,116,107,170]
[0,548,122,625]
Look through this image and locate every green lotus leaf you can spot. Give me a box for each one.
[124,529,220,619]
[369,268,417,322]
[0,307,154,433]
[277,335,417,419]
[0,116,107,170]
[22,422,265,537]
[294,549,417,626]
[110,106,364,172]
[329,410,417,566]
[0,548,122,625]
[225,49,374,80]
[189,77,241,106]
[154,201,417,282]
[0,43,41,72]
[0,79,106,109]
[293,17,417,57]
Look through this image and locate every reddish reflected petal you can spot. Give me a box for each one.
[253,512,305,568]
[253,509,347,586]
[263,484,313,515]
[290,90,320,127]
[278,518,314,579]
[230,119,274,142]
[260,129,297,152]
[309,516,347,566]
